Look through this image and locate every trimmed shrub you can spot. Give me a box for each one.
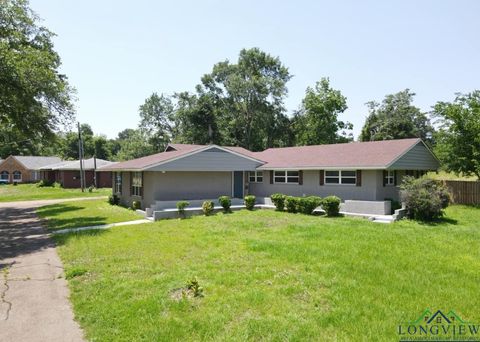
[322,196,341,216]
[108,194,120,205]
[218,196,231,212]
[271,193,286,211]
[132,200,141,210]
[88,185,95,193]
[244,195,256,210]
[285,196,299,213]
[37,180,54,187]
[202,200,214,216]
[297,196,322,215]
[400,177,450,221]
[176,201,190,217]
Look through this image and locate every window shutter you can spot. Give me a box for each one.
[130,172,133,196]
[298,170,303,185]
[141,172,144,198]
[383,170,387,187]
[319,170,324,186]
[119,172,122,195]
[270,170,273,184]
[394,170,398,186]
[356,170,362,187]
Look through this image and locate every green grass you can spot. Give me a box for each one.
[0,183,112,202]
[427,170,478,181]
[54,206,480,341]
[37,199,143,231]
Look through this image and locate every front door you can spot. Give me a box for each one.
[233,171,244,198]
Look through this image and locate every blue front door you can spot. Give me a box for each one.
[233,171,243,198]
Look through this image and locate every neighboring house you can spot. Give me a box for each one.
[40,158,116,188]
[0,156,62,184]
[103,138,439,210]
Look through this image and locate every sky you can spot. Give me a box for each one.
[30,0,480,140]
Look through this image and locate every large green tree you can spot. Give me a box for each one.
[114,129,155,161]
[198,48,292,151]
[292,78,352,145]
[0,0,75,158]
[359,89,433,143]
[139,93,173,151]
[433,91,480,180]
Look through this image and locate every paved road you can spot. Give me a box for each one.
[0,199,87,342]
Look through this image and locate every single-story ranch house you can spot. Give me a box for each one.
[103,138,439,213]
[40,158,115,188]
[0,156,62,184]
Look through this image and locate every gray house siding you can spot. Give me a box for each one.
[249,170,381,201]
[373,170,406,201]
[389,143,439,170]
[146,150,261,172]
[116,171,234,209]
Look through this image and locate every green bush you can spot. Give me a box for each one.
[88,185,95,193]
[108,194,120,205]
[176,201,190,217]
[400,177,450,221]
[285,196,299,213]
[244,195,256,210]
[322,196,341,216]
[297,196,322,215]
[132,200,141,210]
[218,196,231,212]
[37,180,54,187]
[202,200,214,216]
[271,193,286,211]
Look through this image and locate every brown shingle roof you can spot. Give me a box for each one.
[255,138,422,169]
[103,138,425,171]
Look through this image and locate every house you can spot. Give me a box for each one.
[40,158,116,188]
[103,138,439,212]
[0,156,62,184]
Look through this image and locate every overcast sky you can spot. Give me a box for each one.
[30,0,480,140]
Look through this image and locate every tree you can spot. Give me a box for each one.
[359,89,433,143]
[139,93,173,152]
[433,91,480,180]
[115,129,155,161]
[292,78,352,145]
[198,48,292,151]
[0,0,75,154]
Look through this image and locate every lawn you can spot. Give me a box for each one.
[53,206,480,341]
[38,199,143,231]
[0,183,112,202]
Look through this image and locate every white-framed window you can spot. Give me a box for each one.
[325,170,357,185]
[31,171,39,181]
[132,172,142,197]
[274,170,299,184]
[0,171,9,181]
[115,172,122,194]
[248,171,263,183]
[13,171,22,182]
[385,170,395,185]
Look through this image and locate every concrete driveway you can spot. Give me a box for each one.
[0,199,86,342]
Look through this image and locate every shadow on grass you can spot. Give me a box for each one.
[37,204,84,217]
[414,216,458,227]
[47,216,112,231]
[53,229,109,246]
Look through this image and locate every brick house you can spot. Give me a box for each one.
[0,156,62,184]
[40,158,115,188]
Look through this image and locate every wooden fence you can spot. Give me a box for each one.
[441,180,480,205]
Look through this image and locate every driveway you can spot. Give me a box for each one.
[0,199,86,342]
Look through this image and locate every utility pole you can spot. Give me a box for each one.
[78,122,85,192]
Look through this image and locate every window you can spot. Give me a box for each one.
[13,171,22,182]
[132,172,142,196]
[31,171,39,181]
[0,171,9,181]
[274,170,299,184]
[115,172,122,194]
[248,171,263,183]
[325,170,357,185]
[385,170,395,185]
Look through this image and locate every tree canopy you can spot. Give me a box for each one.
[0,0,75,158]
[292,78,352,145]
[433,91,480,180]
[359,89,433,143]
